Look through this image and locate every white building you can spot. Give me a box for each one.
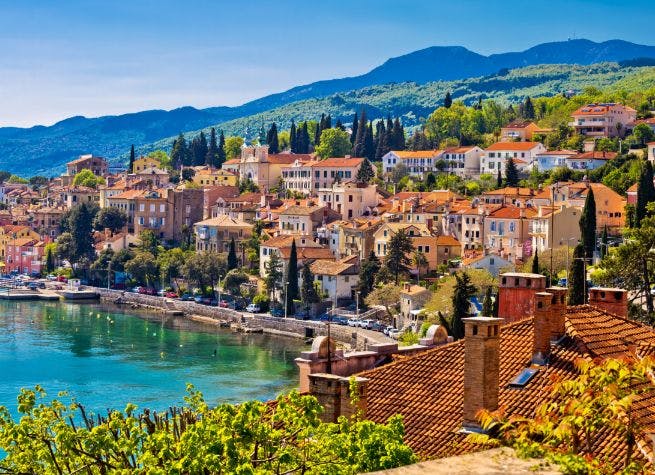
[310,257,359,302]
[442,146,484,178]
[565,151,617,171]
[382,150,442,177]
[479,142,546,175]
[534,150,578,172]
[281,157,363,195]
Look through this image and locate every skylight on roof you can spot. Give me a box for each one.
[508,368,538,388]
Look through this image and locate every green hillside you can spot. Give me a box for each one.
[137,63,655,157]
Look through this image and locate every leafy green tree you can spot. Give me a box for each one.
[285,240,299,314]
[444,91,452,108]
[264,251,283,301]
[632,123,655,145]
[300,262,320,309]
[568,243,586,305]
[356,158,375,183]
[364,122,375,161]
[223,269,249,295]
[7,175,28,184]
[156,248,187,289]
[452,272,477,340]
[148,150,172,170]
[315,128,351,158]
[72,169,105,188]
[504,158,519,187]
[365,284,402,322]
[227,237,238,270]
[139,229,160,257]
[0,386,416,474]
[481,286,493,317]
[55,232,74,262]
[170,132,188,169]
[384,229,414,284]
[128,144,135,172]
[93,207,127,233]
[580,187,597,259]
[125,251,158,287]
[183,252,227,296]
[636,159,655,226]
[358,251,380,298]
[224,136,244,161]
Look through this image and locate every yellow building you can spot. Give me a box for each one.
[132,156,161,173]
[0,225,41,261]
[192,167,238,187]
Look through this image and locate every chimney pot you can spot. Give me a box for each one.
[533,292,553,365]
[588,287,628,317]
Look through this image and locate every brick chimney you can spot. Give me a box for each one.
[462,317,503,431]
[546,286,567,340]
[308,374,368,423]
[498,273,546,323]
[589,288,628,317]
[532,292,553,365]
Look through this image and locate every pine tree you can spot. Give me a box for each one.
[206,128,219,167]
[375,122,390,160]
[350,112,358,146]
[452,272,477,340]
[636,159,655,226]
[364,122,375,161]
[128,144,135,173]
[568,243,586,305]
[301,262,320,308]
[505,158,519,187]
[285,240,300,315]
[531,248,540,274]
[384,229,414,284]
[444,91,452,108]
[356,158,375,183]
[170,133,188,169]
[481,286,493,317]
[353,110,368,157]
[267,123,279,154]
[227,237,238,270]
[600,225,608,259]
[358,251,380,298]
[289,121,297,153]
[524,96,535,120]
[580,187,597,259]
[496,168,503,188]
[217,130,226,167]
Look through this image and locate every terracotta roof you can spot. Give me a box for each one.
[483,187,535,197]
[627,183,638,193]
[501,120,537,129]
[10,237,41,247]
[222,159,241,165]
[309,259,356,276]
[535,150,579,156]
[570,151,618,160]
[111,189,147,200]
[194,215,252,228]
[280,205,324,216]
[358,305,655,465]
[308,157,363,168]
[400,284,431,296]
[0,225,32,234]
[436,235,461,247]
[485,142,543,151]
[572,103,635,116]
[487,205,537,219]
[278,247,335,260]
[389,150,441,159]
[261,235,320,249]
[443,146,481,154]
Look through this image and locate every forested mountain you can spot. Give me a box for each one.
[2,39,655,176]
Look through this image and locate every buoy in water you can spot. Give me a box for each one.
[160,352,165,358]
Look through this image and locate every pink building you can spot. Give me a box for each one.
[5,238,45,275]
[569,103,636,138]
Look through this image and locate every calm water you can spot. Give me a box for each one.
[0,300,306,418]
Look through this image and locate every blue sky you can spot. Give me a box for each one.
[1,0,654,127]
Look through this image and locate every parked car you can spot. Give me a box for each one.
[383,326,396,336]
[333,316,349,325]
[389,329,402,340]
[180,293,194,301]
[165,291,179,299]
[270,307,284,317]
[246,303,261,313]
[194,296,204,303]
[157,289,167,296]
[27,282,38,291]
[371,321,385,331]
[218,300,229,308]
[347,318,360,327]
[46,274,57,281]
[360,319,375,329]
[56,275,68,283]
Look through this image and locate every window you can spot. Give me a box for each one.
[139,204,145,212]
[348,195,353,202]
[490,220,496,232]
[160,204,166,213]
[424,245,430,253]
[509,222,515,232]
[150,204,155,212]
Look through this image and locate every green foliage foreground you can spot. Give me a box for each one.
[0,385,416,474]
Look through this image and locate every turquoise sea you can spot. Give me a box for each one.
[0,300,306,419]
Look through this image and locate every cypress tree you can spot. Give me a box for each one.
[314,120,321,146]
[128,144,135,173]
[375,122,390,160]
[392,118,405,149]
[531,249,539,274]
[289,121,297,153]
[227,237,238,270]
[524,96,535,120]
[324,114,332,129]
[481,286,493,317]
[301,262,320,308]
[496,168,503,188]
[170,133,187,169]
[217,130,226,167]
[358,251,380,298]
[492,291,499,317]
[45,246,55,273]
[356,158,375,183]
[353,109,368,157]
[505,158,519,187]
[636,159,655,226]
[300,122,310,153]
[335,118,344,131]
[364,121,375,161]
[579,187,597,259]
[568,243,586,305]
[258,124,267,145]
[600,225,608,259]
[206,128,219,167]
[386,115,394,136]
[267,123,279,154]
[350,112,358,146]
[444,91,452,108]
[452,272,477,340]
[285,239,300,315]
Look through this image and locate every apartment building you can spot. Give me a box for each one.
[281,157,363,195]
[569,103,637,138]
[479,142,546,175]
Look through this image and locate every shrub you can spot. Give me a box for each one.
[252,293,270,312]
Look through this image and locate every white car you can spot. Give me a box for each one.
[360,319,375,329]
[347,318,360,327]
[246,304,261,313]
[389,329,402,340]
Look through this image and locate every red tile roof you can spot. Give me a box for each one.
[485,142,543,151]
[487,205,537,219]
[570,151,618,160]
[309,157,363,168]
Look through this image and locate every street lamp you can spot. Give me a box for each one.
[356,290,361,318]
[284,281,289,319]
[560,237,578,287]
[217,275,223,307]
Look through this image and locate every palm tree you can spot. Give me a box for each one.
[413,250,428,283]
